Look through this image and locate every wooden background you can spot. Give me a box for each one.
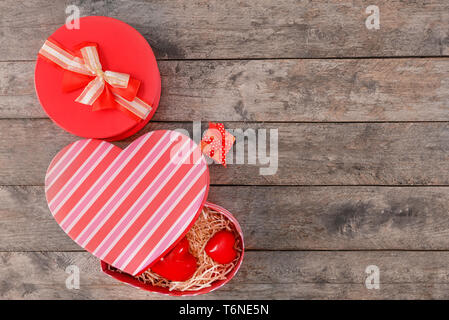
[1,0,449,299]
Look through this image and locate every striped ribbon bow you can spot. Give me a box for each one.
[38,39,152,121]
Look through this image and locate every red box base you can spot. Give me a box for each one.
[101,202,244,296]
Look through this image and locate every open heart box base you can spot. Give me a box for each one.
[101,202,244,296]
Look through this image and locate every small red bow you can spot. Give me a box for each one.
[38,39,152,121]
[201,123,235,167]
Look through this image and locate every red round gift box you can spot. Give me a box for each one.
[35,16,161,140]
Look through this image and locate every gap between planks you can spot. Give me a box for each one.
[3,119,449,124]
[4,184,449,187]
[3,249,449,253]
[2,55,449,63]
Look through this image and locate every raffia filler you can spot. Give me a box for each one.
[108,207,241,292]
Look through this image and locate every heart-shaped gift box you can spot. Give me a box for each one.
[45,130,244,295]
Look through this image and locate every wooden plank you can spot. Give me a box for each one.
[3,185,449,251]
[0,120,448,186]
[2,59,449,121]
[1,0,449,60]
[2,251,449,299]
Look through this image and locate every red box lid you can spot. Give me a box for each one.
[45,130,210,275]
[35,16,161,140]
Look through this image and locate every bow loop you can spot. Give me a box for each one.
[79,44,103,75]
[104,71,130,88]
[75,76,105,106]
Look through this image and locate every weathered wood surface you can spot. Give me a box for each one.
[1,0,449,60]
[1,0,449,300]
[3,185,449,251]
[1,120,448,186]
[2,251,449,299]
[2,59,449,121]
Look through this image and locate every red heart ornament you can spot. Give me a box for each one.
[151,237,197,281]
[205,230,237,264]
[45,130,209,275]
[101,202,245,296]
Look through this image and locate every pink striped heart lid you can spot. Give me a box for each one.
[45,130,209,275]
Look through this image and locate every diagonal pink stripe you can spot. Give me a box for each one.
[133,187,206,274]
[59,134,152,230]
[94,139,194,259]
[49,142,110,211]
[114,162,206,269]
[76,132,174,245]
[46,140,87,188]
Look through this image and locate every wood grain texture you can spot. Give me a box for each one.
[1,0,449,300]
[1,120,448,186]
[3,185,449,251]
[2,251,449,299]
[1,0,449,60]
[2,59,449,121]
